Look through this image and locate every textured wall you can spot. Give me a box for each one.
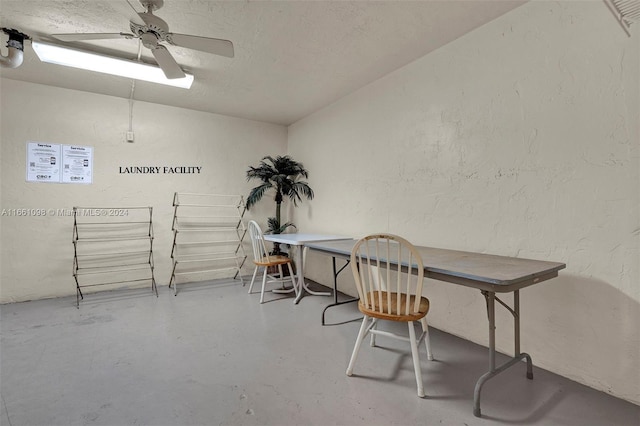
[288,1,639,404]
[0,79,286,302]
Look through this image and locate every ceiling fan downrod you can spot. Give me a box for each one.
[139,0,164,13]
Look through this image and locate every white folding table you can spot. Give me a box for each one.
[263,233,351,304]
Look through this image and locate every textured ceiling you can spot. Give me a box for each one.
[0,0,526,125]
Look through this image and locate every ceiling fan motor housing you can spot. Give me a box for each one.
[130,12,169,46]
[140,32,159,49]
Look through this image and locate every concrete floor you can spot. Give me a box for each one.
[1,279,639,426]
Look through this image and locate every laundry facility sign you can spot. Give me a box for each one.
[26,142,93,184]
[118,166,202,174]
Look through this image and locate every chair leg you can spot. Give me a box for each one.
[346,315,370,376]
[259,267,268,304]
[421,317,434,361]
[277,264,285,289]
[248,265,259,294]
[408,321,425,397]
[370,318,378,347]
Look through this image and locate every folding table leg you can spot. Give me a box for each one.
[473,290,533,417]
[321,257,358,325]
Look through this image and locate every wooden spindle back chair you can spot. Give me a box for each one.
[346,233,433,397]
[247,220,295,303]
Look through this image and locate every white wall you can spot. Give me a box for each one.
[288,1,639,405]
[0,79,286,303]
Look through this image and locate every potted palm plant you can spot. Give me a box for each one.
[246,155,314,255]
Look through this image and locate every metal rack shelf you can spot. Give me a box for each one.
[72,206,157,307]
[169,193,247,295]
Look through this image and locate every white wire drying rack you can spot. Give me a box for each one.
[604,0,640,36]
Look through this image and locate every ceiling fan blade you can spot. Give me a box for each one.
[52,32,134,42]
[151,45,185,79]
[168,33,234,58]
[111,0,147,26]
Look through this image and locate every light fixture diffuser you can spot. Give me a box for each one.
[32,41,193,89]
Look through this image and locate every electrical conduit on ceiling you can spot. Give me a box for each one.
[128,41,144,142]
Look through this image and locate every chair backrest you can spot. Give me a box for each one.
[350,233,425,316]
[248,220,270,262]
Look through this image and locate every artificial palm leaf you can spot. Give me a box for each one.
[246,155,313,254]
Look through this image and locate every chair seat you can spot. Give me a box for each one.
[358,291,429,322]
[253,254,292,267]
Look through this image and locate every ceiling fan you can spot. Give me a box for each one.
[51,0,234,79]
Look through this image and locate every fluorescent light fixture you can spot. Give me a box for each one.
[32,41,193,89]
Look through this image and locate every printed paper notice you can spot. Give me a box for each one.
[26,142,61,183]
[62,145,93,184]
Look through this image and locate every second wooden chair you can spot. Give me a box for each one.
[247,220,296,303]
